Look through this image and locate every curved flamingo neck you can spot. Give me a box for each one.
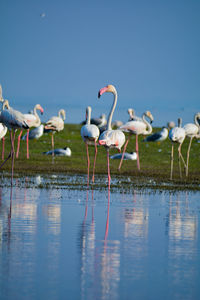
[32,106,41,127]
[58,109,66,121]
[142,113,152,134]
[194,113,200,127]
[107,90,117,130]
[86,107,91,125]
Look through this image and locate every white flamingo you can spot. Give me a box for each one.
[169,118,186,180]
[0,85,8,160]
[81,106,100,184]
[45,109,66,155]
[98,84,125,189]
[0,100,29,185]
[127,108,142,121]
[16,104,44,159]
[119,111,154,171]
[183,112,200,177]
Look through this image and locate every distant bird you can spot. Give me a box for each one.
[0,100,29,185]
[143,127,168,143]
[45,109,66,156]
[81,113,107,129]
[119,111,154,171]
[127,108,142,121]
[111,120,123,128]
[43,147,71,156]
[183,112,200,177]
[169,118,186,180]
[98,84,125,189]
[22,124,44,141]
[167,121,175,130]
[110,152,137,160]
[16,104,44,159]
[81,106,100,184]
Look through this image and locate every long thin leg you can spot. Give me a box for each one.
[136,135,140,171]
[186,137,193,177]
[170,143,174,180]
[107,149,111,190]
[2,137,5,160]
[16,130,23,158]
[178,144,182,179]
[51,132,54,156]
[10,130,16,187]
[179,143,186,169]
[85,143,90,185]
[118,134,131,171]
[92,141,98,183]
[26,129,30,159]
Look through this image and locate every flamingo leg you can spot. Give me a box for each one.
[107,149,111,190]
[26,129,30,159]
[186,137,193,177]
[51,132,54,156]
[10,130,16,187]
[2,137,5,160]
[118,134,131,171]
[92,141,98,183]
[135,135,140,171]
[170,143,174,180]
[85,143,90,186]
[179,144,186,169]
[16,129,23,158]
[178,144,182,179]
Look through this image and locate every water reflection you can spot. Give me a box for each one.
[0,176,199,300]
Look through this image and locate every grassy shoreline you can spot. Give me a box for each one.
[1,124,200,191]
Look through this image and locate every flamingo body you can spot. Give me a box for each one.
[99,129,125,151]
[81,106,100,184]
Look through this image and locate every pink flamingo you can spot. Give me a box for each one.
[45,109,66,155]
[16,104,44,159]
[169,118,186,180]
[118,111,154,171]
[0,100,29,185]
[0,123,7,160]
[183,112,200,177]
[81,106,100,185]
[98,84,125,189]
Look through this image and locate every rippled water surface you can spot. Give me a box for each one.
[0,175,200,300]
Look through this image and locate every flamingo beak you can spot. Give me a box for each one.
[98,86,108,98]
[40,108,44,115]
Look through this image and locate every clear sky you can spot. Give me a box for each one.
[0,0,200,125]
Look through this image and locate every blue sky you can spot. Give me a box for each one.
[0,0,200,125]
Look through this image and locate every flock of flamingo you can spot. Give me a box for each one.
[0,84,200,188]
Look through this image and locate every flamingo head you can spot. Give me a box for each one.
[145,111,154,123]
[98,84,116,98]
[36,104,44,115]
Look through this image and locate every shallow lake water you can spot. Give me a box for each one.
[0,174,200,300]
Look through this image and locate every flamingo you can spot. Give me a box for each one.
[0,123,7,160]
[127,108,142,121]
[169,118,186,180]
[16,104,44,159]
[0,100,29,185]
[98,84,125,189]
[45,109,66,155]
[143,127,168,143]
[0,85,8,160]
[81,106,100,184]
[183,112,200,177]
[118,111,154,171]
